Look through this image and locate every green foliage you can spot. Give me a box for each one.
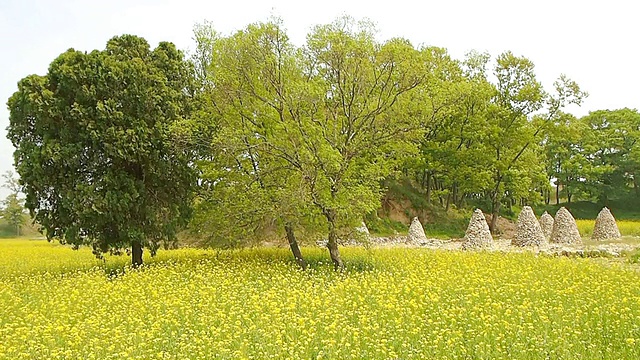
[1,194,25,236]
[190,17,429,267]
[578,108,640,202]
[628,249,640,264]
[409,49,586,232]
[6,35,196,260]
[364,214,408,236]
[1,171,26,236]
[540,199,640,221]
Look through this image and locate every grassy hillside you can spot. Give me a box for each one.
[368,179,470,239]
[540,198,640,220]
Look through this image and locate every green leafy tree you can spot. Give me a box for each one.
[579,108,640,203]
[287,17,425,269]
[7,35,196,266]
[1,171,26,236]
[194,17,425,270]
[186,20,322,270]
[482,53,585,232]
[416,50,494,209]
[544,113,590,204]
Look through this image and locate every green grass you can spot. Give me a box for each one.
[381,179,470,239]
[541,198,640,221]
[364,216,408,236]
[1,239,639,359]
[422,216,468,239]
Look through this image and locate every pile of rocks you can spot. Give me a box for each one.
[539,211,554,240]
[550,207,582,245]
[462,209,493,250]
[512,206,546,247]
[355,221,370,236]
[592,207,621,241]
[407,217,428,244]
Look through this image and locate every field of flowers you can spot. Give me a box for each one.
[1,238,639,359]
[576,219,640,238]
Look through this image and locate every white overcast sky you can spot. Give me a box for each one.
[1,0,639,193]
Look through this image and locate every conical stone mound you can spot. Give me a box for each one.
[408,217,427,244]
[549,207,582,245]
[462,209,493,250]
[539,211,554,240]
[512,206,546,247]
[592,207,621,241]
[356,221,370,235]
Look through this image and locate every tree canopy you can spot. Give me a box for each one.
[7,35,196,266]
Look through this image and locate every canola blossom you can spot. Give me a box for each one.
[0,239,639,359]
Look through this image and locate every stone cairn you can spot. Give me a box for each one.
[512,206,546,247]
[549,207,582,245]
[407,217,428,244]
[354,221,371,243]
[592,207,621,241]
[539,211,554,240]
[356,221,370,235]
[462,209,493,250]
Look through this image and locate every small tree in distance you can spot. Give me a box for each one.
[1,171,26,236]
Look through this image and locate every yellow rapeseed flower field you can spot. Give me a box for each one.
[576,219,640,238]
[1,238,639,359]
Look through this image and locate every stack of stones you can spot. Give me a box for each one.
[539,211,554,240]
[407,217,428,244]
[356,221,370,235]
[512,206,546,247]
[550,207,582,245]
[354,221,371,243]
[592,207,621,241]
[462,209,493,250]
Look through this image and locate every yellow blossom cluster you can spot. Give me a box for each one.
[0,239,639,359]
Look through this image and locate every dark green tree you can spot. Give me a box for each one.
[579,108,640,203]
[7,35,196,266]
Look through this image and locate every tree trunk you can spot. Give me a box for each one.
[132,241,143,268]
[285,224,306,270]
[634,175,639,197]
[490,200,501,234]
[455,192,465,208]
[452,183,458,208]
[445,191,451,212]
[324,210,344,271]
[545,188,550,205]
[426,172,432,203]
[556,181,560,205]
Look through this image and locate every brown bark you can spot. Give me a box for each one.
[556,181,560,205]
[490,200,501,234]
[132,241,143,268]
[324,210,344,271]
[285,224,306,270]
